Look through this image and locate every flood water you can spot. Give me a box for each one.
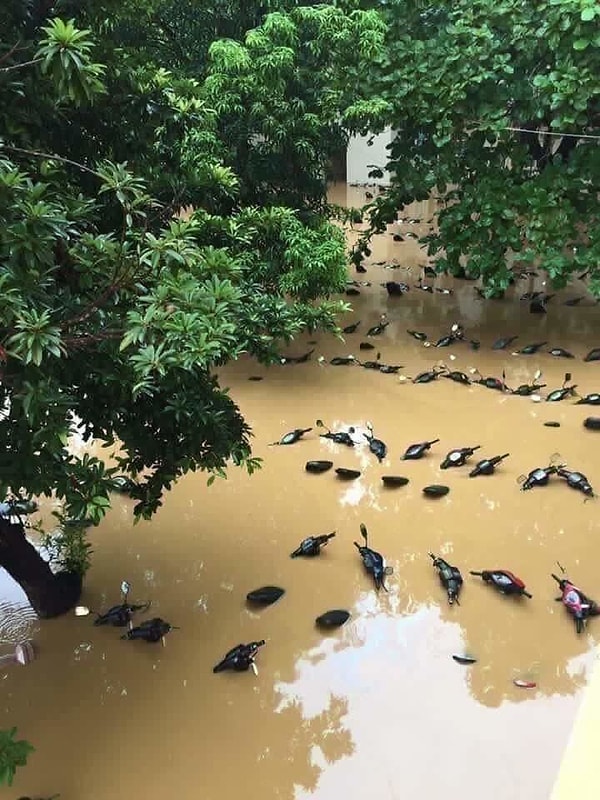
[3,183,600,800]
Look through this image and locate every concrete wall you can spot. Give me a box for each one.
[346,127,395,186]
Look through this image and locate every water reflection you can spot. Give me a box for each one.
[0,583,38,645]
[283,605,585,800]
[2,183,600,799]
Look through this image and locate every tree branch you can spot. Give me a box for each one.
[0,144,101,178]
[0,57,43,73]
[0,41,23,66]
[60,284,120,331]
[62,330,123,350]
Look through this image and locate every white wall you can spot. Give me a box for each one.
[346,127,395,186]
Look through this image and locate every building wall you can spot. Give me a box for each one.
[346,127,396,186]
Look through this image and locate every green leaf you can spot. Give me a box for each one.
[91,496,111,507]
[0,728,34,786]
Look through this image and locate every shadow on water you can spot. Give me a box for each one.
[3,182,600,799]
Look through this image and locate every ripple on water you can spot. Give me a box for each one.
[0,591,38,644]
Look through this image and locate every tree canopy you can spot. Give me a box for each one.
[1,0,598,601]
[0,0,386,537]
[354,0,600,296]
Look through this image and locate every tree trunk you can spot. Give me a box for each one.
[0,518,82,619]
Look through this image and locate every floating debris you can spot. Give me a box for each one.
[381,476,410,488]
[335,468,361,480]
[452,654,477,665]
[246,586,285,607]
[423,485,450,498]
[513,679,537,689]
[584,348,600,362]
[583,417,600,430]
[305,460,334,474]
[316,610,350,629]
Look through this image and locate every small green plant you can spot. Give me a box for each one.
[0,728,34,786]
[39,512,93,576]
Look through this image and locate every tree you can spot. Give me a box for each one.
[0,727,34,788]
[352,0,600,296]
[0,1,387,616]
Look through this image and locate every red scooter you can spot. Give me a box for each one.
[552,573,600,634]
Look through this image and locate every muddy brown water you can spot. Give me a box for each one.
[2,183,600,800]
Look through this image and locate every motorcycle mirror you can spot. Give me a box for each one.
[121,580,131,597]
[384,566,394,576]
[251,662,259,675]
